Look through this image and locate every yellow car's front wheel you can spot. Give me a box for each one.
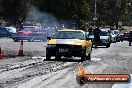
[46,52,51,60]
[55,55,61,60]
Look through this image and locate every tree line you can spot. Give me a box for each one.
[0,0,132,27]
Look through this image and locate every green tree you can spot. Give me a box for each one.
[31,0,90,26]
[0,0,131,27]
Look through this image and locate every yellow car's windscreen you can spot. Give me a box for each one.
[54,31,84,40]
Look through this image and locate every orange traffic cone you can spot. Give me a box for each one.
[0,47,3,60]
[18,40,24,56]
[77,66,86,76]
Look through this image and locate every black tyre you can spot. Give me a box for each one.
[129,42,131,46]
[14,39,19,42]
[106,44,110,48]
[42,39,46,42]
[91,47,93,51]
[86,52,91,60]
[66,56,72,58]
[46,52,51,60]
[81,49,86,61]
[28,37,34,42]
[55,55,61,60]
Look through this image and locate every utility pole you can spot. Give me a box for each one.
[93,0,97,27]
[128,2,131,26]
[95,0,97,20]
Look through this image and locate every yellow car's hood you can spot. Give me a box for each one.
[48,39,85,45]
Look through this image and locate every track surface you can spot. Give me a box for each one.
[0,38,132,88]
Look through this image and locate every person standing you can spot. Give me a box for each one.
[88,26,93,36]
[93,26,101,49]
[128,31,132,46]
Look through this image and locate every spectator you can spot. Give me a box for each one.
[88,26,93,36]
[128,31,132,46]
[93,26,101,49]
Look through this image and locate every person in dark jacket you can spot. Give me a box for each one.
[128,31,132,46]
[93,26,101,49]
[88,26,93,36]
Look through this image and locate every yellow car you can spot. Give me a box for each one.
[46,29,92,61]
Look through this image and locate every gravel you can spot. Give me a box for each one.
[0,38,132,88]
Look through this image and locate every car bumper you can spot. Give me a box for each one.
[122,37,128,40]
[12,35,47,41]
[12,36,30,40]
[92,40,110,46]
[93,42,110,46]
[46,45,83,57]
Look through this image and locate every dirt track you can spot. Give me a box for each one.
[0,38,132,88]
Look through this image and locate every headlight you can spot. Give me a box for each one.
[47,45,56,48]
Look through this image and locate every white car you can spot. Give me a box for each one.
[6,27,17,33]
[101,28,110,32]
[110,30,120,43]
